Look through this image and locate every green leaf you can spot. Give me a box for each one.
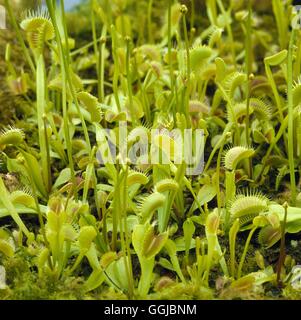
[264,50,287,66]
[78,226,97,252]
[84,269,105,293]
[77,91,102,123]
[21,150,48,199]
[52,168,71,190]
[183,218,195,255]
[268,204,301,233]
[0,239,14,257]
[191,184,217,211]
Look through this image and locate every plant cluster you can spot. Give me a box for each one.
[0,0,301,300]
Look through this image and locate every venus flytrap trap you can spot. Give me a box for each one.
[0,127,25,150]
[3,0,36,75]
[138,192,166,223]
[132,223,168,297]
[0,230,15,259]
[229,191,269,229]
[205,210,229,283]
[0,128,51,250]
[20,9,55,194]
[0,175,34,243]
[204,210,219,284]
[223,146,255,231]
[69,225,97,273]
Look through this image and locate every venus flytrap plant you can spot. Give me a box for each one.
[0,127,25,150]
[69,225,97,274]
[18,149,48,200]
[183,218,195,263]
[224,146,255,172]
[127,170,149,188]
[188,45,213,104]
[223,146,255,231]
[204,122,234,173]
[205,210,228,285]
[159,163,185,233]
[229,191,269,228]
[0,231,15,259]
[169,162,203,215]
[109,162,134,298]
[255,113,290,183]
[46,0,91,155]
[4,0,36,75]
[0,138,51,265]
[139,192,166,223]
[193,236,207,287]
[213,70,246,147]
[132,223,168,297]
[45,198,67,274]
[207,26,223,49]
[77,92,102,123]
[0,175,34,243]
[43,2,76,190]
[20,9,55,194]
[17,150,52,263]
[3,0,301,300]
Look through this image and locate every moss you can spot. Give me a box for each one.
[1,250,86,300]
